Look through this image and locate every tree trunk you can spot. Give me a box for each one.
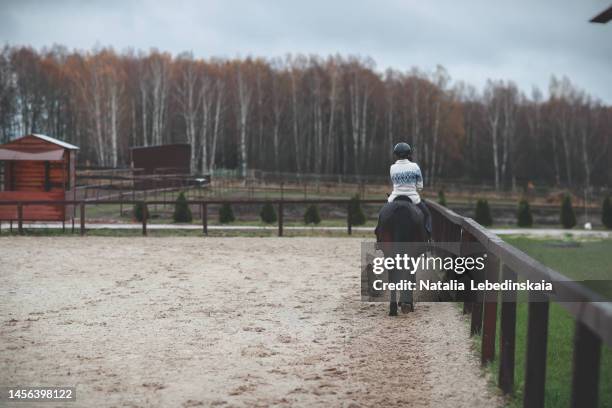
[209,81,224,173]
[290,70,301,174]
[109,82,119,168]
[237,70,251,178]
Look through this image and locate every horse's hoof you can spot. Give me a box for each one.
[389,303,398,316]
[401,302,414,313]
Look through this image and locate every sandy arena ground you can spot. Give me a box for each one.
[1,237,502,408]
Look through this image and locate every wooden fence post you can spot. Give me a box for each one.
[499,264,517,395]
[481,253,500,364]
[523,295,549,408]
[17,203,23,235]
[470,264,484,336]
[79,202,85,236]
[202,203,208,235]
[142,201,147,236]
[347,203,352,235]
[460,229,484,336]
[278,201,283,237]
[570,321,601,408]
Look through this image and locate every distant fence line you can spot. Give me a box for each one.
[72,167,612,210]
[0,198,385,237]
[77,166,612,192]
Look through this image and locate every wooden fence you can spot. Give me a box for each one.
[0,198,386,236]
[428,199,611,408]
[1,198,611,407]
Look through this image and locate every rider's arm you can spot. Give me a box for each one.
[416,165,424,191]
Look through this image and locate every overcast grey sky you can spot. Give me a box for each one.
[2,0,611,102]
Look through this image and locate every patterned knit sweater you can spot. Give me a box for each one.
[388,159,423,204]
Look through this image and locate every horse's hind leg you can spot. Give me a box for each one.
[389,271,397,316]
[388,269,399,316]
[399,265,414,313]
[389,298,398,316]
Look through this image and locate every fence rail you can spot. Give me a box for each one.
[1,197,610,407]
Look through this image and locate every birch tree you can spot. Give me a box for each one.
[325,60,339,173]
[484,80,503,190]
[500,82,518,188]
[550,76,577,186]
[200,75,213,173]
[149,52,170,146]
[288,56,305,174]
[209,78,225,173]
[270,67,285,172]
[175,55,200,173]
[236,67,251,178]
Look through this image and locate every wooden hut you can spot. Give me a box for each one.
[0,134,78,221]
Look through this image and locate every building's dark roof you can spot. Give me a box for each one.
[130,143,191,174]
[1,134,79,150]
[0,134,78,160]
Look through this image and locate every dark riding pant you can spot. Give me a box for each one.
[417,201,432,235]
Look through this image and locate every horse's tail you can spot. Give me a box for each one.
[392,204,426,243]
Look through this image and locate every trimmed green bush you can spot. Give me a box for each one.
[348,194,366,226]
[173,192,193,223]
[438,190,447,207]
[219,202,235,224]
[517,199,533,227]
[260,202,277,224]
[474,199,493,226]
[560,194,576,229]
[304,204,321,225]
[133,202,148,222]
[602,196,612,230]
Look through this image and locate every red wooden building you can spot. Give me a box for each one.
[0,134,78,221]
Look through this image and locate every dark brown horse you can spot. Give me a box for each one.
[375,196,428,315]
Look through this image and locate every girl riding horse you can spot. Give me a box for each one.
[388,142,431,237]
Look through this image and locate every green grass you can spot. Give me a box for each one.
[506,237,612,300]
[483,237,612,407]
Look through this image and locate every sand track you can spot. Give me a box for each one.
[0,237,501,407]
